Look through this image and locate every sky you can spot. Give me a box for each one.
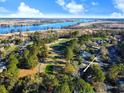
[0,0,124,18]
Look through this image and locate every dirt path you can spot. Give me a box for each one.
[19,63,47,78]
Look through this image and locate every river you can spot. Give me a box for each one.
[0,19,93,34]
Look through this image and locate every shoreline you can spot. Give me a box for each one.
[0,21,97,35]
[0,21,121,39]
[72,21,119,28]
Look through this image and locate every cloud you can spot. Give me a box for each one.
[9,2,44,18]
[111,0,124,17]
[0,7,10,14]
[0,0,6,2]
[56,0,84,14]
[114,0,124,12]
[111,12,124,18]
[91,2,98,6]
[56,0,65,6]
[65,1,84,14]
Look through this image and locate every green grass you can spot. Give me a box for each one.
[51,38,72,47]
[45,64,54,74]
[93,37,108,41]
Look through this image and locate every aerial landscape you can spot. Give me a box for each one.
[0,0,124,93]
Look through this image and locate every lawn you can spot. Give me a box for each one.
[93,37,108,41]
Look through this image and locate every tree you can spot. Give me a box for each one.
[31,32,41,44]
[0,85,8,93]
[71,31,79,38]
[7,54,19,77]
[91,65,105,82]
[18,49,29,68]
[7,63,19,77]
[21,45,39,69]
[52,33,59,41]
[39,44,48,63]
[70,78,95,93]
[65,47,74,62]
[69,39,77,50]
[79,79,95,93]
[78,35,91,45]
[108,64,124,80]
[13,76,40,93]
[25,54,38,69]
[43,75,59,92]
[23,49,29,58]
[14,38,23,45]
[64,63,76,74]
[41,44,48,58]
[119,41,124,57]
[0,50,6,59]
[30,45,39,55]
[8,53,19,64]
[56,82,71,93]
[77,56,84,65]
[93,82,107,93]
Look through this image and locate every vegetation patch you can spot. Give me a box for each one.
[93,37,108,41]
[45,64,54,74]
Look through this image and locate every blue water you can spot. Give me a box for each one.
[0,19,93,34]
